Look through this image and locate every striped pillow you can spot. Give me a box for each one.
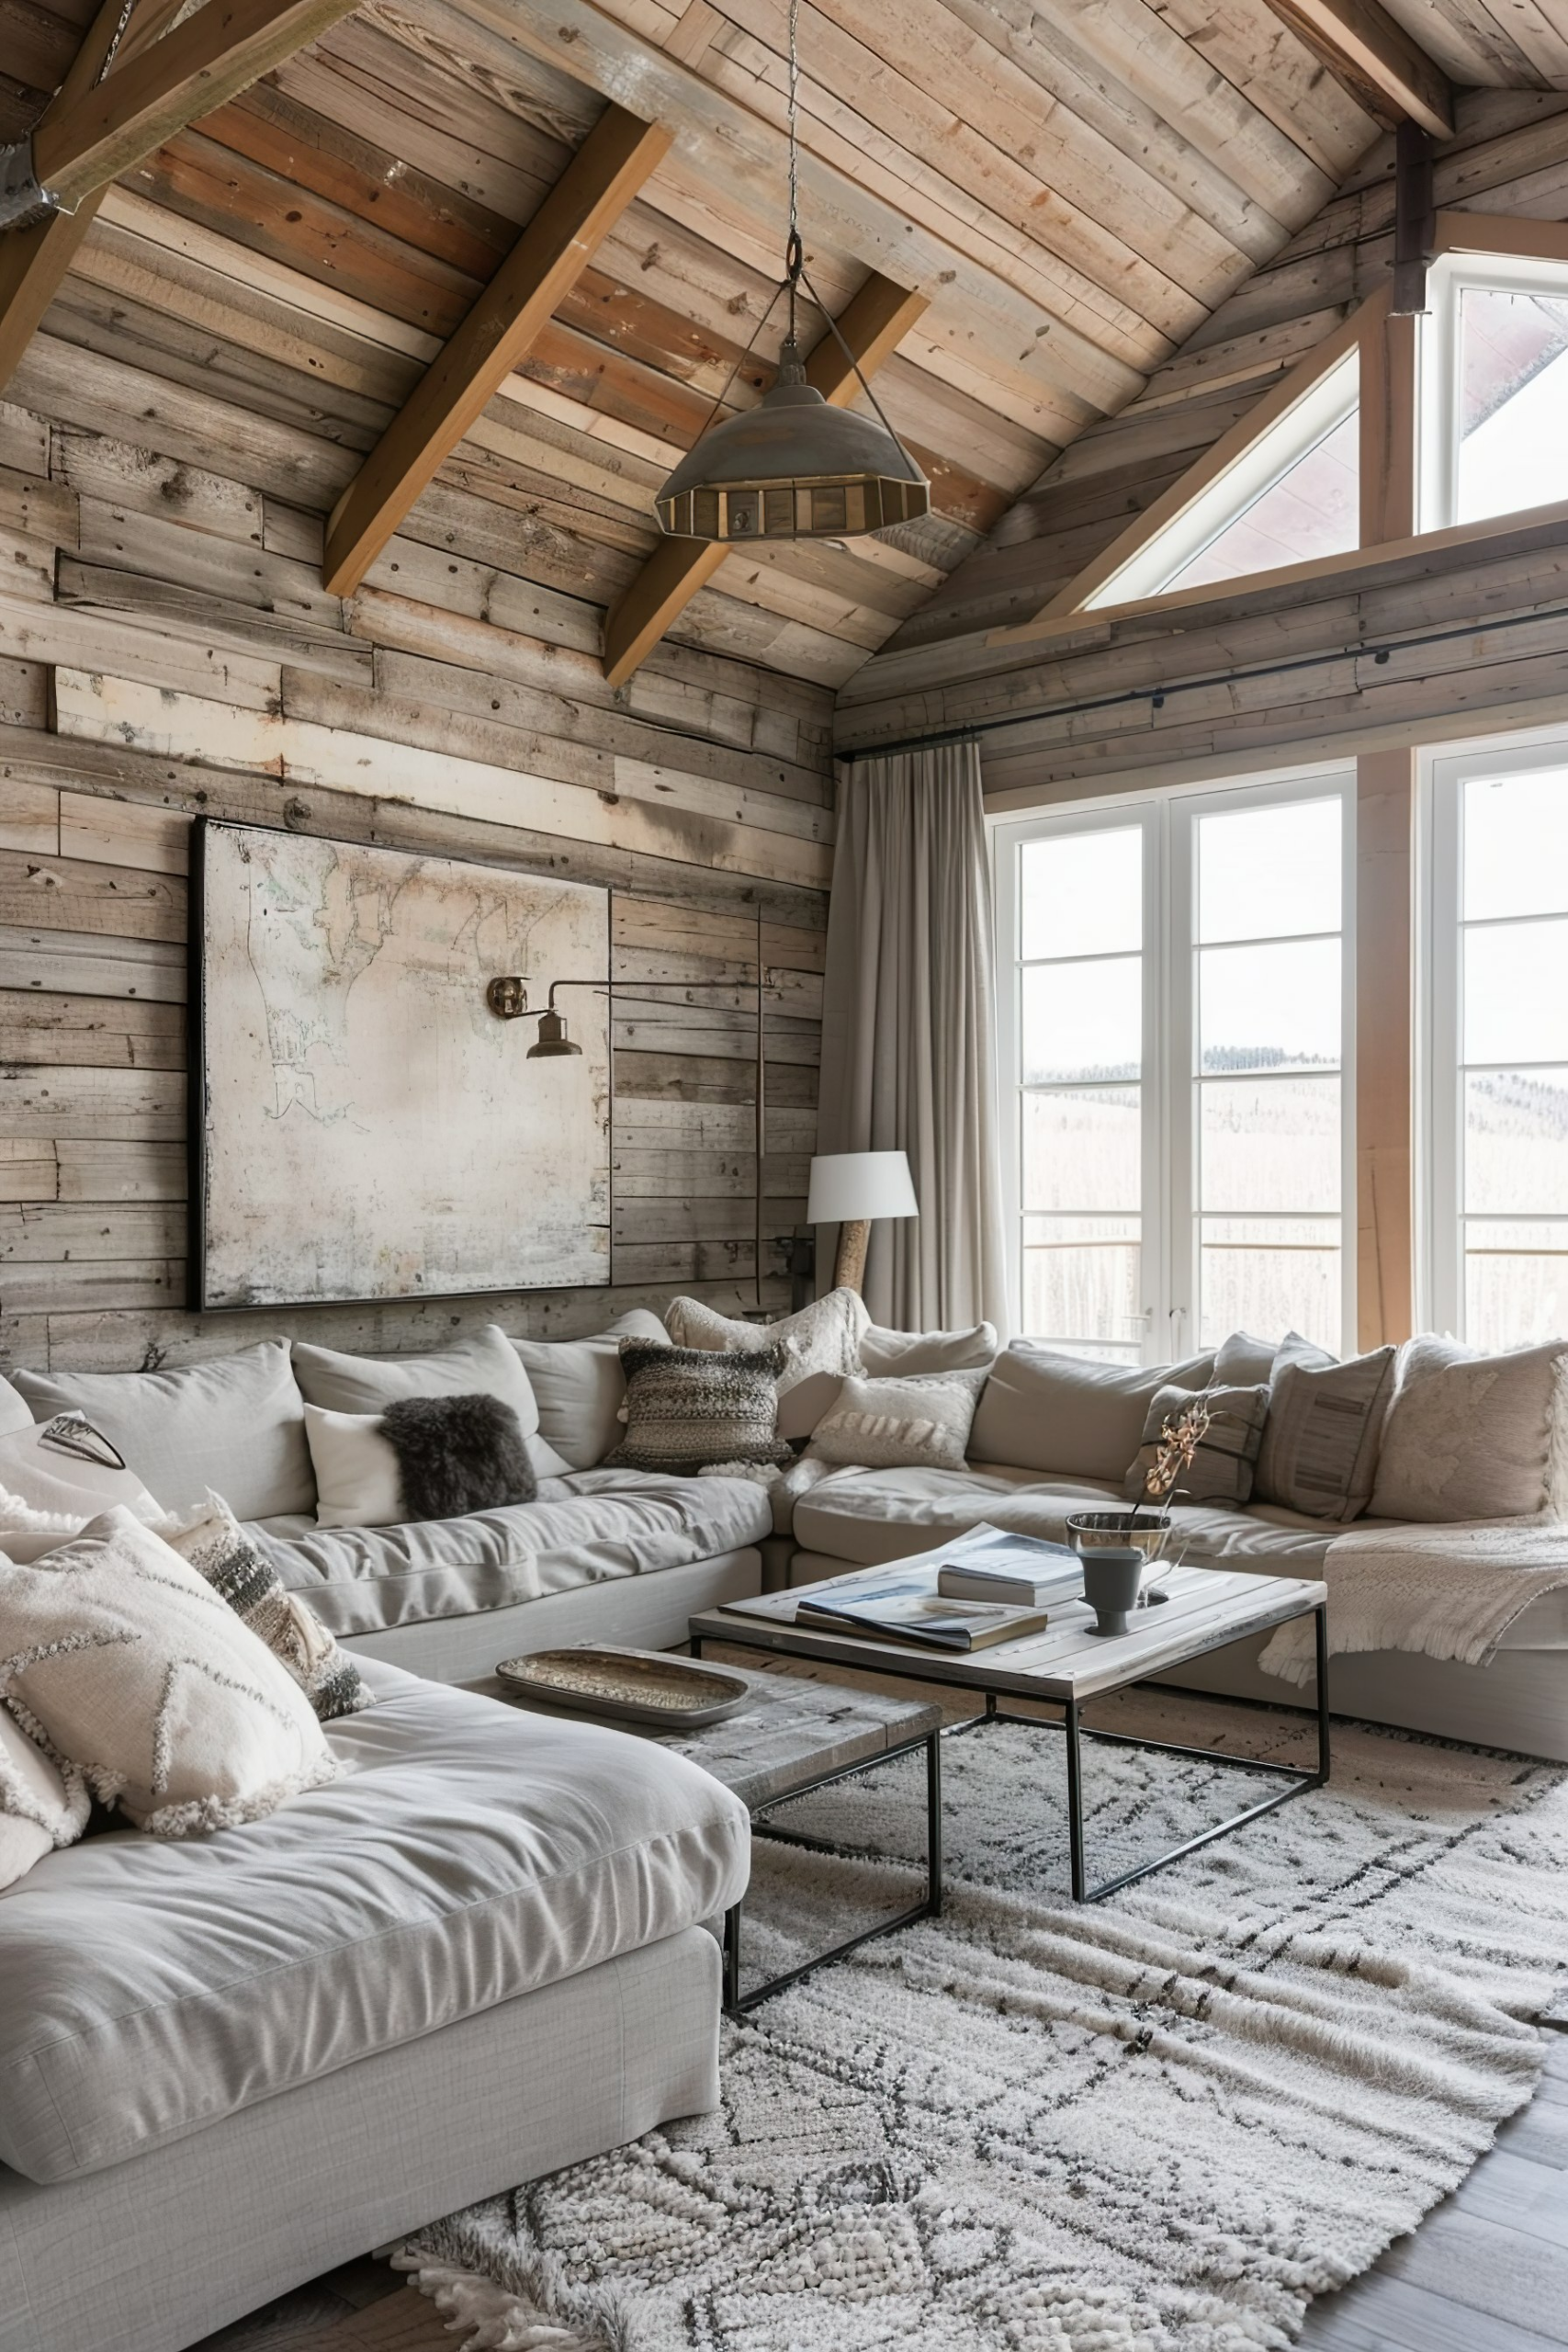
[604,1340,792,1476]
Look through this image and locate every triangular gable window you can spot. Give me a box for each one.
[1086,353,1359,609]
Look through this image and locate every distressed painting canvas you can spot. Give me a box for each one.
[192,820,610,1308]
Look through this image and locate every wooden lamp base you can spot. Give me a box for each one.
[832,1217,872,1295]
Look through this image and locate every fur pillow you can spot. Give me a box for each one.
[606,1340,791,1476]
[379,1395,536,1521]
[161,1494,372,1723]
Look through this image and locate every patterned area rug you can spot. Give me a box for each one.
[395,1690,1568,2351]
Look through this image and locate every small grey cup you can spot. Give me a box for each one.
[1077,1546,1144,1636]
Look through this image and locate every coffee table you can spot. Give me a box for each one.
[475,1650,942,2014]
[691,1559,1330,1904]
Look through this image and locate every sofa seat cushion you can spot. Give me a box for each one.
[0,1658,750,2186]
[793,1466,1339,1577]
[246,1469,773,1637]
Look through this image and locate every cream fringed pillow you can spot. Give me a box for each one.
[0,1708,88,1892]
[0,1508,341,1837]
[807,1373,985,1472]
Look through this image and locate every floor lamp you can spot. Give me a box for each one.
[807,1150,919,1296]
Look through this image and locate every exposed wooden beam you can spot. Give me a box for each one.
[602,274,930,690]
[322,105,671,599]
[1261,0,1452,139]
[1356,749,1415,1348]
[17,0,360,219]
[0,0,186,397]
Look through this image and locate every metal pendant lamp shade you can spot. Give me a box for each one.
[655,341,930,544]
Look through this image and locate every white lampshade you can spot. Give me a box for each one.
[806,1150,918,1225]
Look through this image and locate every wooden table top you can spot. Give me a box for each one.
[693,1560,1326,1706]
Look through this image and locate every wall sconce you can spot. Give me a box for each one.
[484,933,777,1306]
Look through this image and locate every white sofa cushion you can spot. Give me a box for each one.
[0,1657,750,2185]
[1371,1336,1568,1523]
[292,1326,569,1480]
[0,1417,163,1563]
[247,1467,773,1637]
[0,1508,339,1837]
[511,1312,668,1470]
[968,1344,1215,1481]
[859,1321,998,1377]
[0,1375,30,1439]
[791,1464,1339,1576]
[302,1404,406,1529]
[11,1342,315,1521]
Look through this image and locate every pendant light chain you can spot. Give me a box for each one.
[785,0,802,348]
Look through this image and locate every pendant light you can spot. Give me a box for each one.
[653,0,930,545]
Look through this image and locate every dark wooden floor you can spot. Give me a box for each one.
[203,2030,1568,2352]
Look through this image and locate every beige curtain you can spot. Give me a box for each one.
[818,740,1008,1333]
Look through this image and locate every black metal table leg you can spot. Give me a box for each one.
[1065,1699,1087,1903]
[724,1727,944,2015]
[1315,1602,1332,1781]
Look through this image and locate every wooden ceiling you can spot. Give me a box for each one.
[0,0,1423,693]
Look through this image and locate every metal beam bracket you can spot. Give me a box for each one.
[0,141,62,232]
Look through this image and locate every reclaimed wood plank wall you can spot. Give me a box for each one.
[0,371,833,1377]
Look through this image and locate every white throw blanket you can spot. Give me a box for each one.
[1259,1516,1568,1685]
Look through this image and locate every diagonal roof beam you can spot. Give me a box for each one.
[603,271,929,689]
[8,0,363,223]
[322,104,671,598]
[0,0,186,398]
[1261,0,1452,138]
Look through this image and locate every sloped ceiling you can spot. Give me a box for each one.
[0,0,1395,695]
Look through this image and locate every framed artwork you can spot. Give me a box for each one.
[190,820,610,1309]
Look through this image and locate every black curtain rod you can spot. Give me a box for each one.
[840,595,1568,765]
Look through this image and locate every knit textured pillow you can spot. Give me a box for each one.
[0,1506,340,1837]
[161,1493,372,1723]
[664,1289,870,1442]
[605,1340,791,1476]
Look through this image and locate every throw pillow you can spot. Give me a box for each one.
[0,1375,30,1439]
[291,1325,569,1479]
[664,1289,870,1442]
[303,1406,403,1530]
[0,1708,88,1894]
[379,1395,536,1520]
[1212,1329,1287,1385]
[0,1507,339,1835]
[160,1493,371,1723]
[511,1311,668,1471]
[859,1321,998,1377]
[807,1372,985,1472]
[1122,1383,1270,1508]
[605,1340,791,1476]
[968,1345,1216,1480]
[1370,1336,1568,1523]
[11,1340,315,1520]
[1254,1343,1397,1521]
[0,1416,163,1563]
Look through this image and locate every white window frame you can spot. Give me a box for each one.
[1085,353,1358,609]
[993,763,1356,1360]
[1418,250,1568,532]
[1418,729,1568,1340]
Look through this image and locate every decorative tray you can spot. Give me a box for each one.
[494,1646,752,1727]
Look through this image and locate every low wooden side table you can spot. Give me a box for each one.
[476,1653,942,2015]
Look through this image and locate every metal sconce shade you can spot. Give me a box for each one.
[525,1008,582,1057]
[655,359,930,544]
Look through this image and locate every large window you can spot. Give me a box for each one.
[996,774,1353,1361]
[1424,743,1568,1347]
[1421,254,1568,530]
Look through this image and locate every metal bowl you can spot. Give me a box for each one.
[1065,1510,1171,1565]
